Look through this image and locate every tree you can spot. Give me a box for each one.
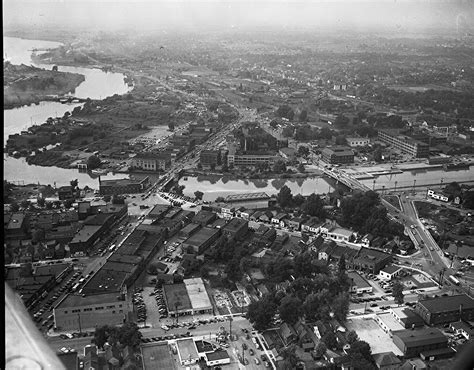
[174,185,185,196]
[247,295,277,331]
[347,340,373,365]
[20,200,30,209]
[282,126,294,138]
[277,185,293,207]
[273,159,287,173]
[221,162,228,172]
[280,344,299,368]
[194,191,204,200]
[116,322,142,348]
[299,109,308,122]
[70,179,78,189]
[64,199,74,209]
[278,296,302,325]
[322,331,338,350]
[103,195,112,202]
[276,105,295,121]
[37,197,46,208]
[338,254,346,277]
[332,292,350,322]
[347,330,359,344]
[215,196,225,203]
[314,342,327,358]
[112,195,125,204]
[94,325,113,349]
[297,146,309,157]
[302,194,326,218]
[87,155,101,170]
[10,202,20,212]
[373,147,383,162]
[293,194,305,206]
[335,114,349,126]
[168,122,175,131]
[392,280,404,304]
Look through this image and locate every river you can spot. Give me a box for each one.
[359,166,474,191]
[3,36,132,187]
[180,175,334,201]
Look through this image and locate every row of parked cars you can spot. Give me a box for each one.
[154,288,169,319]
[33,270,82,325]
[141,332,193,343]
[132,289,147,322]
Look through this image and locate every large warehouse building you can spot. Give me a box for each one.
[414,294,474,325]
[163,278,213,317]
[53,293,129,331]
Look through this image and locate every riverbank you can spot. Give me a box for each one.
[3,62,85,109]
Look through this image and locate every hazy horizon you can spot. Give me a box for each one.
[3,0,474,36]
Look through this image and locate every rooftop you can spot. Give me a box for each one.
[57,292,123,309]
[163,283,192,312]
[176,339,199,362]
[382,265,403,275]
[205,350,230,362]
[184,278,212,311]
[70,225,102,244]
[100,177,147,187]
[392,328,447,347]
[223,218,248,233]
[224,192,270,202]
[348,271,371,289]
[418,294,474,313]
[141,342,175,370]
[184,227,220,247]
[329,227,354,238]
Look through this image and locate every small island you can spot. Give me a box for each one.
[3,61,85,109]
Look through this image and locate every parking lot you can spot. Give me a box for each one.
[346,316,403,356]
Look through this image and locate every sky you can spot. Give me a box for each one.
[3,0,473,34]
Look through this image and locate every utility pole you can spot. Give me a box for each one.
[229,316,233,341]
[77,313,82,334]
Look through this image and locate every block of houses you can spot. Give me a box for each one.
[258,211,274,223]
[301,217,325,234]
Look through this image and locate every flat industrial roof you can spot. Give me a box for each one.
[141,343,176,370]
[418,294,474,313]
[348,271,371,289]
[70,225,102,244]
[184,227,219,247]
[176,339,199,362]
[184,278,212,311]
[163,283,192,312]
[393,328,447,347]
[376,312,405,332]
[57,292,123,309]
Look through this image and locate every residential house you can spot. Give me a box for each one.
[373,352,402,370]
[279,322,297,346]
[449,321,474,340]
[301,218,325,234]
[271,212,288,226]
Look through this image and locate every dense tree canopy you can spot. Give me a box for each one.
[247,294,277,331]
